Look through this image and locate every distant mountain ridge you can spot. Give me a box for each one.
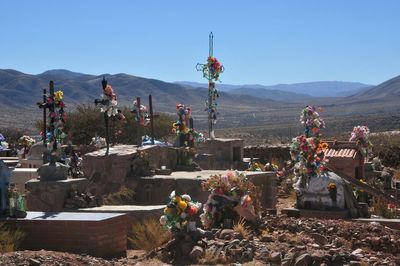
[177,80,371,97]
[350,75,400,100]
[0,68,279,113]
[0,68,399,131]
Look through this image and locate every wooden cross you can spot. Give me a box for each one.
[94,77,111,155]
[132,95,159,146]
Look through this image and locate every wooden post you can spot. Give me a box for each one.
[137,97,141,146]
[149,95,155,145]
[101,77,110,156]
[42,88,47,148]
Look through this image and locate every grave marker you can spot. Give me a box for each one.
[196,32,224,139]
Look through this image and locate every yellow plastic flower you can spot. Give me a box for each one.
[320,142,328,150]
[54,90,63,101]
[177,200,187,211]
[164,207,173,215]
[327,182,337,190]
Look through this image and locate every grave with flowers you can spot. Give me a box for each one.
[286,106,360,218]
[157,171,261,264]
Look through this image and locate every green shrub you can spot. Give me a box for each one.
[36,104,175,146]
[129,218,171,251]
[0,223,25,253]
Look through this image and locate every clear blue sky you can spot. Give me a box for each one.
[1,0,400,85]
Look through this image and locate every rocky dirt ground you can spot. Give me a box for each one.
[1,179,400,265]
[2,215,399,265]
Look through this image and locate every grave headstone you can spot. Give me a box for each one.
[0,160,11,215]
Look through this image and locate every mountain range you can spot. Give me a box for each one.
[176,81,371,97]
[0,68,399,132]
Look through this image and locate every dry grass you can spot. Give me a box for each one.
[371,197,397,219]
[370,133,400,169]
[200,249,223,265]
[0,223,25,253]
[233,217,250,239]
[103,186,135,205]
[129,219,171,251]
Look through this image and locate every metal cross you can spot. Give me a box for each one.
[37,81,61,165]
[196,32,224,139]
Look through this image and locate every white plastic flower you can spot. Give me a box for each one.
[159,215,167,225]
[181,194,191,202]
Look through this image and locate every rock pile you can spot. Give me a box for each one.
[149,215,400,265]
[0,250,115,266]
[64,190,99,209]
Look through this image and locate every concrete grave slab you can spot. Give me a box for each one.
[1,211,127,258]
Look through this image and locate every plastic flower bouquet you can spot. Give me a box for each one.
[18,135,36,154]
[200,171,259,229]
[300,105,325,137]
[0,134,9,151]
[160,191,202,232]
[349,125,372,157]
[132,100,150,126]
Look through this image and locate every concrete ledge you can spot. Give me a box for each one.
[282,208,350,219]
[355,218,400,230]
[1,211,128,258]
[78,205,165,227]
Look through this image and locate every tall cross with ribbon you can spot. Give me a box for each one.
[37,81,66,164]
[196,32,224,139]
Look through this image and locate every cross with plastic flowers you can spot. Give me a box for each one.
[196,32,224,140]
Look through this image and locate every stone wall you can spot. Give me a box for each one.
[243,145,290,166]
[25,178,88,211]
[196,138,246,170]
[135,171,277,209]
[81,145,179,199]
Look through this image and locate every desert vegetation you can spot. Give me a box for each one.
[0,223,24,253]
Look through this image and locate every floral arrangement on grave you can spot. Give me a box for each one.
[0,134,9,151]
[18,135,35,155]
[327,182,337,202]
[247,162,263,171]
[349,125,372,157]
[160,191,202,232]
[90,136,106,149]
[291,106,328,190]
[247,162,282,174]
[172,103,205,147]
[201,56,224,82]
[200,171,259,229]
[197,48,224,128]
[96,84,125,119]
[132,100,150,126]
[177,147,196,166]
[46,90,67,147]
